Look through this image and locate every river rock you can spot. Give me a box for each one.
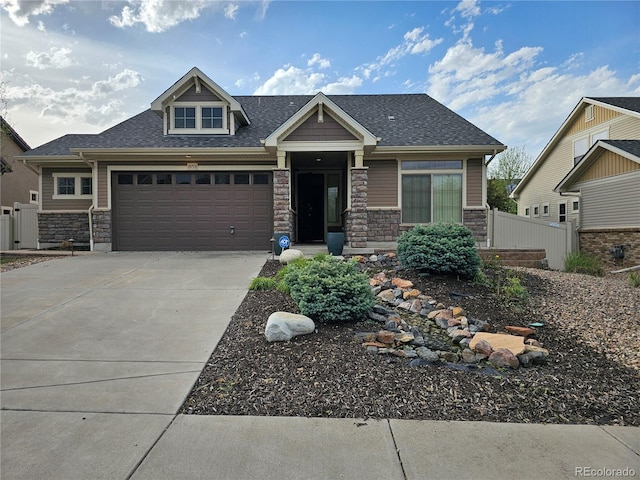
[377,330,396,344]
[416,347,439,362]
[265,312,315,342]
[392,277,414,289]
[472,339,494,356]
[489,348,520,369]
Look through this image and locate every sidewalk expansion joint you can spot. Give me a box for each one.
[125,413,179,480]
[387,419,408,480]
[599,426,640,455]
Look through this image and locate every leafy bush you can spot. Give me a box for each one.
[500,274,529,303]
[397,223,481,278]
[285,257,373,323]
[564,251,604,277]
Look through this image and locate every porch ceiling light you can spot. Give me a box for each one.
[315,158,322,162]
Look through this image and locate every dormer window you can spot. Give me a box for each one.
[170,103,228,134]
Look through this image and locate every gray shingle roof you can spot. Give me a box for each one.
[602,139,640,158]
[588,97,640,114]
[24,94,504,156]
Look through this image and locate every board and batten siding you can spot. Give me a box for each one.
[576,171,640,229]
[466,158,483,207]
[175,85,221,102]
[566,104,622,136]
[42,168,92,211]
[365,160,398,207]
[284,112,357,142]
[580,150,640,182]
[98,162,108,208]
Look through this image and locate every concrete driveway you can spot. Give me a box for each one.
[1,252,268,479]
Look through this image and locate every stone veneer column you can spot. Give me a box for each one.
[348,167,368,248]
[272,169,293,238]
[92,210,112,251]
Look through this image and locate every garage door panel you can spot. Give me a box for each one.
[113,171,272,251]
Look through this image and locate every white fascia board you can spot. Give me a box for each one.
[150,67,250,125]
[264,92,377,148]
[373,145,505,154]
[554,140,640,193]
[69,147,269,159]
[586,98,640,119]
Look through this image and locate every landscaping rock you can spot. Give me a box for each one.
[416,347,439,362]
[489,348,520,369]
[278,249,304,265]
[470,332,526,355]
[376,330,396,345]
[265,311,315,342]
[472,339,494,356]
[505,326,536,337]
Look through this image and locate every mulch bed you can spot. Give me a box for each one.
[182,260,640,425]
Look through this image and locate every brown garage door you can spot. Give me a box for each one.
[112,172,272,251]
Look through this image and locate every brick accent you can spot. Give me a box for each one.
[38,212,90,245]
[463,209,487,244]
[346,168,368,247]
[272,169,293,240]
[92,210,111,245]
[579,228,640,270]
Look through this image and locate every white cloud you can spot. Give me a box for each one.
[25,46,76,70]
[109,0,215,33]
[253,65,326,95]
[36,20,45,32]
[307,53,331,69]
[224,3,239,20]
[0,0,68,27]
[322,75,363,95]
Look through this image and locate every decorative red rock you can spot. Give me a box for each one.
[505,326,536,337]
[376,330,396,345]
[391,277,414,289]
[489,348,520,369]
[471,339,494,356]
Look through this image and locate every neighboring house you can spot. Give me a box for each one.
[511,97,640,225]
[0,116,36,215]
[19,67,505,252]
[555,139,640,268]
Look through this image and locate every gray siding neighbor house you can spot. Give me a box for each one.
[19,67,505,252]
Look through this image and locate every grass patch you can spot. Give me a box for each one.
[564,251,605,277]
[629,271,640,288]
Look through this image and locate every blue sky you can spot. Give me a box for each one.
[1,0,638,160]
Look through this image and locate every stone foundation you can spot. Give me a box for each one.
[463,209,487,244]
[579,228,640,270]
[92,210,112,250]
[38,212,90,247]
[368,209,401,241]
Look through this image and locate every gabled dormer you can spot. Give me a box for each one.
[151,67,250,136]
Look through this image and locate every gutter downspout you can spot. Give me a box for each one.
[79,152,95,252]
[483,151,498,248]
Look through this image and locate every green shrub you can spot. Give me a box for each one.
[248,277,276,291]
[564,251,604,277]
[285,257,373,323]
[501,275,529,303]
[397,223,481,278]
[629,271,640,288]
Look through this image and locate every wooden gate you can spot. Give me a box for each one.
[13,202,38,249]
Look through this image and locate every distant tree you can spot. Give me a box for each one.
[487,145,533,213]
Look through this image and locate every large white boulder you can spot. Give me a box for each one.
[265,311,315,342]
[279,248,304,264]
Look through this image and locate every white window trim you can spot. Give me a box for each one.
[532,203,540,217]
[571,198,580,213]
[1,206,13,215]
[558,200,567,223]
[169,102,229,135]
[52,173,93,199]
[524,206,530,218]
[591,128,609,144]
[585,105,594,122]
[29,190,39,205]
[573,137,589,164]
[542,202,550,217]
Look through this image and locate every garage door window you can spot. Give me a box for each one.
[195,174,211,184]
[234,174,250,184]
[137,174,152,185]
[176,174,192,185]
[118,174,134,185]
[254,174,269,185]
[157,174,172,184]
[215,174,230,184]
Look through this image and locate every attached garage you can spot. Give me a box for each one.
[112,171,272,251]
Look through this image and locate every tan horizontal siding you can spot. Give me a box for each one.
[175,85,221,102]
[580,150,640,182]
[98,162,108,208]
[42,168,92,211]
[579,172,640,228]
[466,158,483,206]
[567,104,622,135]
[365,160,398,207]
[609,116,640,139]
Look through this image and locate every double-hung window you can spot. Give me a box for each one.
[53,173,92,199]
[401,161,463,224]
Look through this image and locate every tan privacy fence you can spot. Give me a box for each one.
[487,209,577,270]
[0,203,38,250]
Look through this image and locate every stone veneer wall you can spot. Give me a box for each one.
[346,168,368,247]
[579,228,640,270]
[38,212,90,245]
[273,169,294,240]
[92,210,112,246]
[462,209,487,244]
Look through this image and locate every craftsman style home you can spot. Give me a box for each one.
[20,68,505,252]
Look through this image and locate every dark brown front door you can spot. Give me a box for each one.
[297,173,324,242]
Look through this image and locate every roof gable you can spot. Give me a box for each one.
[512,96,640,198]
[150,67,249,125]
[264,92,378,149]
[555,139,640,192]
[283,110,358,142]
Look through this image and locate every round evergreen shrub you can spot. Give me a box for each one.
[284,257,373,323]
[397,223,481,278]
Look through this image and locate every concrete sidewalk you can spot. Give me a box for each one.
[1,253,638,480]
